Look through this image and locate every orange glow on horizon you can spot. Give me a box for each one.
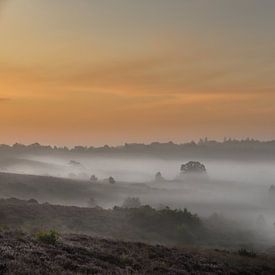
[1,1,275,145]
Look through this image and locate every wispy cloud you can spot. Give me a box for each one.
[0,97,10,102]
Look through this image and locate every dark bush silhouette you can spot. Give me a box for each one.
[269,185,275,194]
[238,248,256,258]
[155,172,165,182]
[109,177,115,184]
[180,161,206,174]
[90,175,98,182]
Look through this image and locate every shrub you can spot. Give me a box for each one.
[109,176,116,184]
[36,230,59,245]
[155,172,165,182]
[238,248,256,257]
[90,175,98,182]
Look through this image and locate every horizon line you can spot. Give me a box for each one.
[1,137,275,150]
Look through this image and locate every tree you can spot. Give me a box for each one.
[269,185,275,195]
[109,176,115,184]
[90,175,98,182]
[180,161,206,174]
[155,172,165,182]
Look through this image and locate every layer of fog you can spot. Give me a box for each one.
[0,153,275,246]
[4,154,275,185]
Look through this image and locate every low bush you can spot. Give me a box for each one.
[238,248,256,257]
[36,230,59,245]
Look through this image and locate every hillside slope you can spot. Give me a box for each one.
[0,231,274,274]
[0,197,260,248]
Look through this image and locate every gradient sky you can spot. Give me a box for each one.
[0,0,275,146]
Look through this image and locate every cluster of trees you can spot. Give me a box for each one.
[2,139,275,159]
[154,161,207,183]
[113,204,203,244]
[89,175,115,184]
[89,161,207,185]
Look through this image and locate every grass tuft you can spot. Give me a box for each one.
[36,230,59,245]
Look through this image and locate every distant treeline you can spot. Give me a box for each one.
[1,138,275,160]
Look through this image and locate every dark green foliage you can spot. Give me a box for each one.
[0,198,261,248]
[36,230,59,245]
[129,206,201,228]
[116,205,203,244]
[181,161,206,173]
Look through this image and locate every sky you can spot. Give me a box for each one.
[0,0,275,146]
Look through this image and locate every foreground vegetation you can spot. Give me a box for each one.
[0,231,274,274]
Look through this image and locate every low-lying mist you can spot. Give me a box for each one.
[4,153,275,184]
[0,147,275,249]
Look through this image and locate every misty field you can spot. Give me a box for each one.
[0,142,275,273]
